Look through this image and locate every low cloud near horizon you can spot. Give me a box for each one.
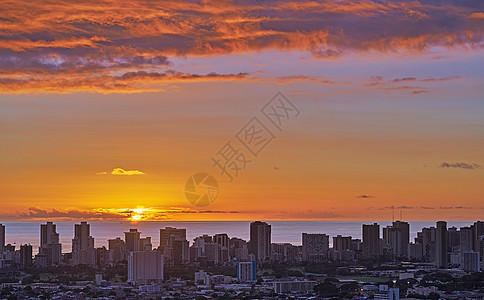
[439,162,481,170]
[96,168,146,176]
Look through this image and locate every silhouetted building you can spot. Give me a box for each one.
[139,237,152,251]
[436,221,447,268]
[419,226,436,262]
[363,223,381,258]
[447,226,460,252]
[230,237,248,261]
[125,229,141,252]
[302,233,329,262]
[214,234,229,248]
[333,235,352,251]
[249,221,271,261]
[38,222,62,266]
[108,237,126,262]
[160,227,186,248]
[472,221,484,261]
[71,222,95,266]
[460,226,473,265]
[20,244,32,269]
[272,243,300,263]
[383,221,409,258]
[159,227,188,265]
[408,243,423,260]
[0,224,5,253]
[213,233,230,263]
[96,246,110,267]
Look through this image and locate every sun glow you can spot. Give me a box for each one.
[130,208,145,221]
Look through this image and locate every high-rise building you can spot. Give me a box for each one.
[230,237,248,261]
[214,233,229,248]
[383,221,409,257]
[95,246,110,267]
[213,234,230,262]
[0,224,5,253]
[125,229,141,252]
[38,222,62,266]
[462,251,480,272]
[249,221,271,261]
[460,226,474,265]
[271,243,300,263]
[419,227,436,262]
[139,237,152,251]
[171,238,189,265]
[237,261,256,282]
[363,223,381,259]
[128,251,164,285]
[72,221,96,266]
[302,233,329,262]
[447,226,460,252]
[20,244,33,269]
[159,227,188,265]
[108,237,126,262]
[435,221,447,268]
[204,242,220,264]
[160,227,186,248]
[333,235,352,251]
[407,243,423,260]
[472,221,484,260]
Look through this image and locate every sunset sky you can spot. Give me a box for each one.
[1,0,483,221]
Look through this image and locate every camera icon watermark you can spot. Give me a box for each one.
[184,173,219,207]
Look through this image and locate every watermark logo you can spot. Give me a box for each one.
[184,173,219,207]
[184,92,299,207]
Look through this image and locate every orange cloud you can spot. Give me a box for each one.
[1,0,484,92]
[0,206,241,221]
[468,12,484,19]
[96,168,146,175]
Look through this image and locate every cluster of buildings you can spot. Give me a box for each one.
[0,220,483,298]
[1,220,483,272]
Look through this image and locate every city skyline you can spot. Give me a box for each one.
[1,219,482,297]
[1,0,484,221]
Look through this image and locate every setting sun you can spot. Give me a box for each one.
[130,209,145,221]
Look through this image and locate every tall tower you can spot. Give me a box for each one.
[72,221,95,266]
[159,227,186,248]
[435,221,447,268]
[20,244,33,269]
[0,224,5,253]
[39,222,62,266]
[125,229,141,252]
[363,223,380,259]
[249,221,271,261]
[383,221,409,257]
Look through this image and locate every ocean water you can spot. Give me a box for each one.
[0,221,477,254]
